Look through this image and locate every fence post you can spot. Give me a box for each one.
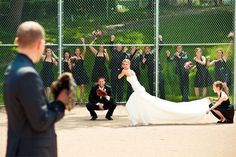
[106,0,109,20]
[58,0,63,75]
[154,0,159,97]
[234,0,236,108]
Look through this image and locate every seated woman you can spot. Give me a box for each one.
[207,81,234,123]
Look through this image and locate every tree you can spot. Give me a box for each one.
[6,0,24,30]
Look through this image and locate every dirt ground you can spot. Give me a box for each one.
[1,105,236,157]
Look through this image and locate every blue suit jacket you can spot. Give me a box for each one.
[3,53,65,157]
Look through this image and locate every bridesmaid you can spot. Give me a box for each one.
[207,32,233,94]
[40,46,58,98]
[63,50,72,73]
[193,48,212,98]
[89,38,109,83]
[71,38,89,102]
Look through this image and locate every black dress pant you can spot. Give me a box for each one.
[179,73,189,102]
[147,70,154,96]
[159,76,165,99]
[86,102,116,118]
[110,69,124,102]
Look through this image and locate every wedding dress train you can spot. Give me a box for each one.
[126,74,210,125]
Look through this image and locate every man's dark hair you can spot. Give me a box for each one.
[97,77,106,82]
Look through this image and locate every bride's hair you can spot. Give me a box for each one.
[122,59,131,65]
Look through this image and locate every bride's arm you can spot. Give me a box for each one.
[118,70,126,79]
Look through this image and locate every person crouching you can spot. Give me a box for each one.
[86,77,116,120]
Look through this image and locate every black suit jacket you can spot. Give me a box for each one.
[141,53,154,74]
[3,53,65,157]
[167,51,188,76]
[88,85,114,105]
[129,53,142,76]
[109,41,127,71]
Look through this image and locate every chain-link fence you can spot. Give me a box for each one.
[159,0,235,103]
[0,0,235,105]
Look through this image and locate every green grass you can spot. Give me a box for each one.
[160,10,233,43]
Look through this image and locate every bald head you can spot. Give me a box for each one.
[16,21,45,48]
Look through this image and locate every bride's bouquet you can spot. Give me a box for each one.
[92,29,102,40]
[184,61,193,70]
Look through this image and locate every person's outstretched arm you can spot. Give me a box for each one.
[224,40,233,61]
[89,40,98,56]
[51,50,59,60]
[104,49,110,61]
[118,69,126,79]
[80,37,86,59]
[52,57,58,66]
[109,35,115,69]
[110,35,115,53]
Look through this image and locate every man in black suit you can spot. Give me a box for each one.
[109,35,127,102]
[86,77,116,120]
[166,45,189,101]
[3,21,68,157]
[141,46,155,96]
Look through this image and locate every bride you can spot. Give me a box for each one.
[118,59,211,126]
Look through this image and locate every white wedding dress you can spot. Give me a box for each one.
[126,73,211,125]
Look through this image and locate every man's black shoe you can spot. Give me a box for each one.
[106,116,113,120]
[90,117,97,120]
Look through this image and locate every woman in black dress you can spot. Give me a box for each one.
[63,50,72,73]
[193,48,212,98]
[208,32,233,94]
[207,81,234,123]
[89,39,109,83]
[71,38,89,102]
[40,46,58,98]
